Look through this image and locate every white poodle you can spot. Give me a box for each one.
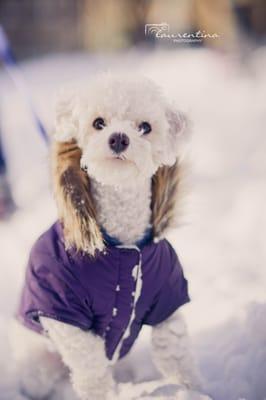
[10,74,201,400]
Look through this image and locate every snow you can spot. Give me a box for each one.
[196,303,266,400]
[0,47,265,399]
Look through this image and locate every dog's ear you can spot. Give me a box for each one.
[152,106,188,237]
[166,107,187,138]
[164,105,189,166]
[54,91,80,142]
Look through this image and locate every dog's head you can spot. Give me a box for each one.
[54,74,187,187]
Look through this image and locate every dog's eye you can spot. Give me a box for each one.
[93,117,105,130]
[138,121,152,135]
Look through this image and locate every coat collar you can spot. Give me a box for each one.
[52,140,183,256]
[101,226,153,248]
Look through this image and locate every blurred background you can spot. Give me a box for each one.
[0,0,266,57]
[0,1,266,400]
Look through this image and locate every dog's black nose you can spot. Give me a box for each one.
[108,133,130,153]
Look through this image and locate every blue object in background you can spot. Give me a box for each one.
[0,24,48,143]
[0,138,6,174]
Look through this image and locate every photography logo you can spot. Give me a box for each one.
[145,22,220,43]
[145,23,170,37]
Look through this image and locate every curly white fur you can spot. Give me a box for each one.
[10,75,198,400]
[9,320,67,399]
[11,313,201,400]
[151,310,202,391]
[91,178,151,244]
[55,74,187,188]
[40,318,114,400]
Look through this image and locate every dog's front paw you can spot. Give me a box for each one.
[20,379,53,400]
[18,366,55,400]
[73,384,109,400]
[72,371,114,400]
[176,370,203,393]
[17,356,66,400]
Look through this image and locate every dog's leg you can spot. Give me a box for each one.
[9,320,66,399]
[151,310,202,391]
[41,317,114,400]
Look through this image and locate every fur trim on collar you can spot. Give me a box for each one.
[52,141,103,255]
[52,140,182,255]
[151,161,182,239]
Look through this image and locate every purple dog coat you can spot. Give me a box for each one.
[17,221,190,360]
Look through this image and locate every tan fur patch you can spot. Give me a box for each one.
[151,161,183,238]
[52,140,104,255]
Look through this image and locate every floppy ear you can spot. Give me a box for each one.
[166,107,187,138]
[164,106,189,166]
[54,92,80,142]
[151,106,189,237]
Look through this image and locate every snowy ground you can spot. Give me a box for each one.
[0,47,265,400]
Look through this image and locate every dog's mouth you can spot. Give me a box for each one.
[106,154,133,163]
[113,155,124,161]
[80,155,137,177]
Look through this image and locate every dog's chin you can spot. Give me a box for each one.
[84,158,149,187]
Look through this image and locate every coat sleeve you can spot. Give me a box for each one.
[143,249,190,326]
[17,236,93,333]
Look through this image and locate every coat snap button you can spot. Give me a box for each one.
[116,285,120,292]
[112,307,118,316]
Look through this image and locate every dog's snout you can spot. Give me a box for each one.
[108,133,130,154]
